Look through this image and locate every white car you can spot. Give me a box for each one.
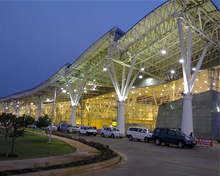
[46,125,58,131]
[67,126,79,133]
[100,127,123,138]
[78,126,97,136]
[126,127,152,142]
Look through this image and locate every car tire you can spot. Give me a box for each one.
[86,132,89,136]
[120,137,122,139]
[155,138,161,145]
[78,131,81,135]
[144,137,149,143]
[177,141,185,148]
[101,133,105,137]
[111,134,115,138]
[94,134,97,136]
[128,135,133,141]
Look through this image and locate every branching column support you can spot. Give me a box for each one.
[65,70,88,126]
[177,16,210,135]
[104,56,139,135]
[32,95,44,120]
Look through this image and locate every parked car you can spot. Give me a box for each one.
[28,124,37,129]
[46,125,58,131]
[151,127,197,148]
[126,127,152,142]
[67,126,79,133]
[100,127,123,138]
[58,124,69,133]
[78,126,97,136]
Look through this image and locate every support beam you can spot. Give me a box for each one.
[181,93,193,135]
[177,18,189,93]
[186,27,192,91]
[70,105,77,126]
[190,43,210,92]
[117,101,125,135]
[65,70,88,125]
[80,98,83,126]
[37,97,44,120]
[49,87,56,144]
[104,56,138,135]
[178,16,210,135]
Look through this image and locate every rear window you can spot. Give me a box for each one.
[154,128,161,133]
[129,128,138,132]
[161,129,168,134]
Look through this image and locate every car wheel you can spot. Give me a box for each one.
[144,137,149,143]
[101,133,105,137]
[155,138,161,145]
[177,141,185,148]
[120,137,122,139]
[128,135,133,141]
[94,134,97,136]
[86,132,89,136]
[78,131,81,135]
[111,134,115,138]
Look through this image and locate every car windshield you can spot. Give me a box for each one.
[175,130,185,135]
[111,128,119,131]
[146,129,152,133]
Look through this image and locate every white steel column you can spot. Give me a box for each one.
[49,87,56,144]
[182,93,193,135]
[104,56,138,135]
[32,96,44,120]
[178,17,210,135]
[38,97,44,120]
[16,103,20,117]
[65,70,88,126]
[117,101,125,134]
[177,18,189,93]
[70,106,77,126]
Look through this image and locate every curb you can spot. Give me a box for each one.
[15,154,122,176]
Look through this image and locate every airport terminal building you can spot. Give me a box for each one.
[0,0,219,139]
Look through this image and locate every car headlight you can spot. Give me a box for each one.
[185,136,190,140]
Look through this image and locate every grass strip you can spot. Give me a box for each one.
[0,129,75,161]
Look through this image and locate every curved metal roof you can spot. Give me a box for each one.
[0,0,219,104]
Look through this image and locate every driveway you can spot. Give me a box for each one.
[68,133,219,176]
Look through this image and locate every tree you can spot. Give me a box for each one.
[0,113,35,157]
[35,114,51,129]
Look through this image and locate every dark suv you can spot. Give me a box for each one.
[151,127,197,148]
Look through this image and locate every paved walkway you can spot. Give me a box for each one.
[0,134,101,172]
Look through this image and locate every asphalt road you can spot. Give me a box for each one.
[67,133,219,176]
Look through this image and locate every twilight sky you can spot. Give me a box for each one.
[0,0,219,98]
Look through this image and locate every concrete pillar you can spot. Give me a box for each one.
[70,105,77,126]
[117,101,125,135]
[37,101,43,120]
[16,105,20,117]
[181,93,193,135]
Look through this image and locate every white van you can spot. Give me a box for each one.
[126,127,152,142]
